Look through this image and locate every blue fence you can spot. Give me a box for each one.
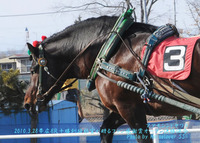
[0,100,79,143]
[0,101,199,143]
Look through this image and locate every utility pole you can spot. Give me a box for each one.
[143,0,148,23]
[174,0,177,26]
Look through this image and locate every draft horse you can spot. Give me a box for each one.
[24,15,200,143]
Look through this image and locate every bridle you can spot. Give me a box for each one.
[37,45,48,96]
[30,44,78,112]
[32,45,75,102]
[31,36,106,109]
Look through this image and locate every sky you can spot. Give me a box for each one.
[0,0,194,53]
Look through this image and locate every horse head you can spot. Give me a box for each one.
[23,16,120,114]
[24,42,64,114]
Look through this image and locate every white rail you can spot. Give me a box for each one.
[0,128,199,142]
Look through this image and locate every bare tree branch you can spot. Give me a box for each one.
[138,0,159,23]
[140,0,144,23]
[186,0,200,32]
[63,2,124,9]
[147,0,158,17]
[56,1,126,16]
[55,0,159,23]
[132,8,137,22]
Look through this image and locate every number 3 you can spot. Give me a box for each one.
[164,46,186,71]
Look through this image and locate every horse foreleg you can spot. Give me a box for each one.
[100,112,126,143]
[76,93,84,123]
[116,103,152,143]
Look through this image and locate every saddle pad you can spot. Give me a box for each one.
[141,36,200,80]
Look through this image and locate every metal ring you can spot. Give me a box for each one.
[38,58,47,67]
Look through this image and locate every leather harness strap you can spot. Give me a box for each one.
[153,82,200,108]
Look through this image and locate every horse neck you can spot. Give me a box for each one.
[45,20,116,79]
[75,40,106,79]
[43,18,157,80]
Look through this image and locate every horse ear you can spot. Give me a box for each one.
[27,43,39,57]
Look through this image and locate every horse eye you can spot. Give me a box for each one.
[30,64,39,75]
[29,55,33,61]
[31,70,35,75]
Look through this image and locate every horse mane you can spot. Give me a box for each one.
[41,16,118,46]
[41,15,158,56]
[42,16,157,44]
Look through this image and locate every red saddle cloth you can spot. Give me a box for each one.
[141,36,200,80]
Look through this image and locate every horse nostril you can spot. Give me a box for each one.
[24,103,31,110]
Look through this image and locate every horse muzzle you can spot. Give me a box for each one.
[24,102,37,115]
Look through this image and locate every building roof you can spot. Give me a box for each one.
[9,54,29,59]
[0,57,15,64]
[0,54,29,64]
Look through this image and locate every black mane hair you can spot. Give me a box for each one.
[41,15,158,56]
[42,15,157,44]
[41,16,118,46]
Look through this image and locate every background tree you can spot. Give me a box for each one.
[186,0,200,36]
[57,0,159,22]
[131,0,158,22]
[0,69,27,114]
